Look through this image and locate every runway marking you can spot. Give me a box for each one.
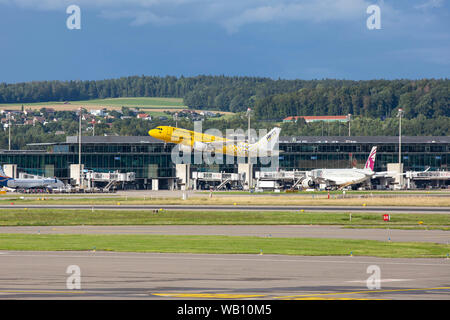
[275,286,450,299]
[152,293,265,299]
[291,297,386,300]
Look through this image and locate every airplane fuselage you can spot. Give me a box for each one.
[149,126,279,157]
[309,168,374,186]
[0,176,62,189]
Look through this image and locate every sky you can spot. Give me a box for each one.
[0,0,449,83]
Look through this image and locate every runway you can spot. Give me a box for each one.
[0,251,448,300]
[1,201,448,300]
[1,204,449,213]
[1,225,449,244]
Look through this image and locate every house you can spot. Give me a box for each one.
[137,113,152,120]
[90,109,107,117]
[33,116,46,123]
[283,115,350,123]
[199,111,216,117]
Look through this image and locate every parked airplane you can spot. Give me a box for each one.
[149,126,281,157]
[0,166,64,190]
[302,146,378,189]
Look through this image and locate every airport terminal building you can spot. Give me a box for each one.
[0,135,449,190]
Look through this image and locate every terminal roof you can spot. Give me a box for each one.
[62,135,450,144]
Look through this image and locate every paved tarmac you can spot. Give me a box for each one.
[5,189,450,199]
[1,225,449,244]
[0,251,448,300]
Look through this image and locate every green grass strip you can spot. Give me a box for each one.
[0,234,447,258]
[0,209,448,228]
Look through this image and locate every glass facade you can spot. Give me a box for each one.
[0,136,448,189]
[278,143,449,172]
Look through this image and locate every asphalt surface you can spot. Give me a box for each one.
[1,194,448,301]
[4,190,450,199]
[1,204,449,213]
[0,251,448,300]
[1,225,449,244]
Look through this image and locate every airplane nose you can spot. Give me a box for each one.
[149,129,158,138]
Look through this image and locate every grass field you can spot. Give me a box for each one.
[0,233,447,258]
[2,195,449,207]
[0,97,234,116]
[0,97,185,109]
[0,209,448,229]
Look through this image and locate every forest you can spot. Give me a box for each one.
[1,76,447,119]
[0,76,448,149]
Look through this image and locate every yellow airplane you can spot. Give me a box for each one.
[148,126,281,157]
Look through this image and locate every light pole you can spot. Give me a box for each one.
[78,107,83,188]
[246,108,251,143]
[397,108,404,188]
[246,108,252,190]
[173,112,178,128]
[90,120,96,136]
[347,113,352,136]
[7,112,11,151]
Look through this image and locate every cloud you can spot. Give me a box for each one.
[221,0,371,33]
[414,0,444,9]
[0,0,447,34]
[99,9,176,26]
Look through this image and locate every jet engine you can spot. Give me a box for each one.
[178,144,193,153]
[193,141,213,153]
[175,144,193,157]
[302,178,316,188]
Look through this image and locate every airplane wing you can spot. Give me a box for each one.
[372,171,406,178]
[337,181,356,190]
[205,141,228,148]
[310,176,335,185]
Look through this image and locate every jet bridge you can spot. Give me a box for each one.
[192,172,244,190]
[84,170,136,191]
[404,170,450,189]
[255,170,306,191]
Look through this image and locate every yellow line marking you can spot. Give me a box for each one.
[275,287,450,299]
[152,293,265,299]
[292,297,386,300]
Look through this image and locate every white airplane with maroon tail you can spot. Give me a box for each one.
[301,146,378,189]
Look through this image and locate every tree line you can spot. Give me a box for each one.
[1,76,448,120]
[254,79,449,120]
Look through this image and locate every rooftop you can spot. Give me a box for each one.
[65,135,161,144]
[284,115,349,121]
[56,135,450,145]
[278,136,450,144]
